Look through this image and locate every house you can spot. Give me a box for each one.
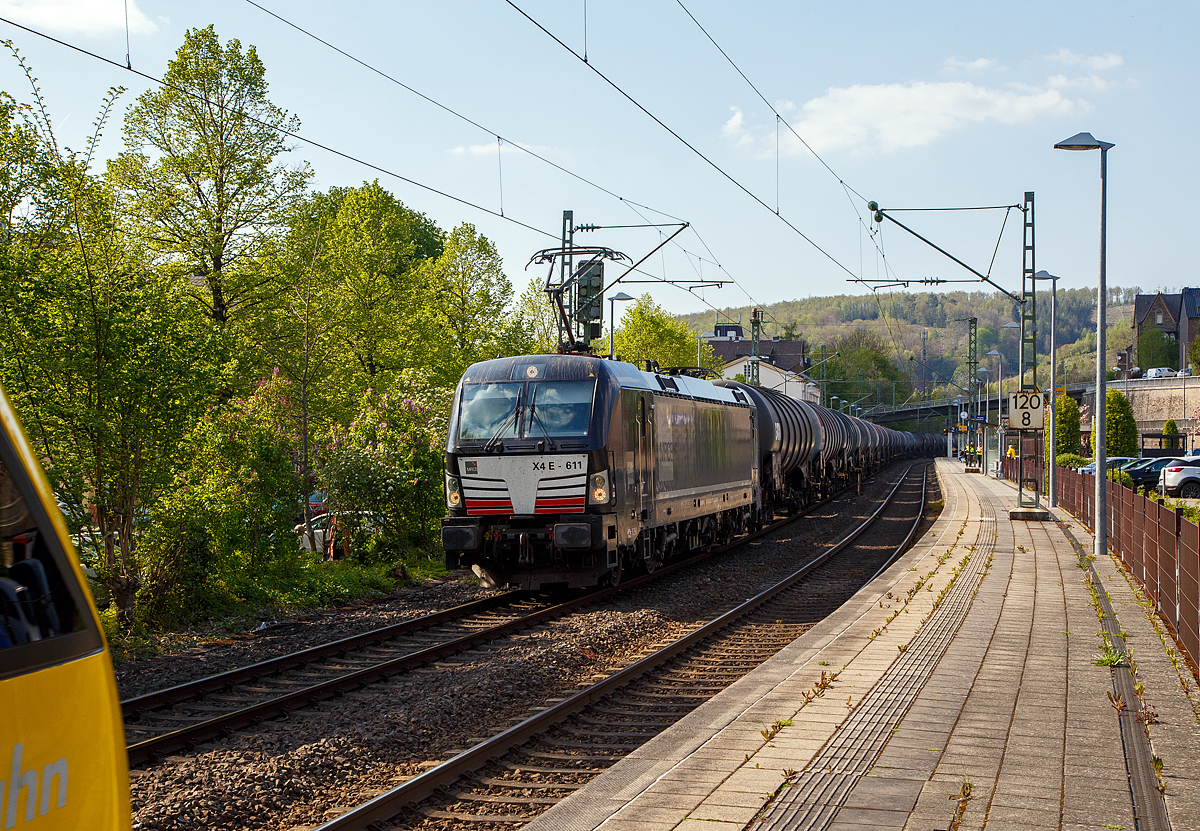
[1133,288,1200,369]
[720,357,821,405]
[704,323,811,375]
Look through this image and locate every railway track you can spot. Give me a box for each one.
[312,463,932,830]
[122,465,907,768]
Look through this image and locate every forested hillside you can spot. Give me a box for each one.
[679,287,1138,398]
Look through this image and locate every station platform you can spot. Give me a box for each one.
[525,458,1200,831]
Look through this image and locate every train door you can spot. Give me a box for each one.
[636,394,655,523]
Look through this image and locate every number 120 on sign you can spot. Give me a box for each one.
[1008,391,1044,429]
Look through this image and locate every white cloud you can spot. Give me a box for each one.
[1043,73,1112,93]
[1047,48,1124,72]
[777,80,1084,154]
[944,57,998,72]
[721,106,754,147]
[0,0,158,36]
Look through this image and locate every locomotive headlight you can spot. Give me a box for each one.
[588,470,611,505]
[445,474,463,508]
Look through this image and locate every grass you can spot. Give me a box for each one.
[102,545,451,665]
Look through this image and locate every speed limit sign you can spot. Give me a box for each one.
[1008,391,1045,429]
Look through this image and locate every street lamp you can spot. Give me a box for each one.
[1033,270,1061,505]
[609,292,635,359]
[1055,131,1114,561]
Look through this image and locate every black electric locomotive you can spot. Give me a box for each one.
[441,354,940,591]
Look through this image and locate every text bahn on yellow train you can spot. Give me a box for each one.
[0,381,130,829]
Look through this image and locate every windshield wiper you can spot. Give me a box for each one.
[526,391,557,451]
[483,390,522,453]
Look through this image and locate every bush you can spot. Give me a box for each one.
[136,373,305,628]
[1107,467,1133,489]
[316,389,444,557]
[1164,418,1180,450]
[1056,453,1089,469]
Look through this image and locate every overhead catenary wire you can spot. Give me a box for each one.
[504,0,860,283]
[243,0,688,229]
[242,0,771,310]
[670,0,922,336]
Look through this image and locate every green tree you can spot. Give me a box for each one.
[316,389,443,555]
[323,181,443,378]
[1091,388,1138,458]
[612,294,719,371]
[1138,328,1177,371]
[514,280,560,355]
[1053,394,1081,457]
[418,223,528,385]
[1163,417,1179,450]
[0,142,221,621]
[111,25,311,323]
[822,328,911,408]
[1188,337,1200,374]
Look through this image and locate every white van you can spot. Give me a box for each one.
[1145,367,1176,378]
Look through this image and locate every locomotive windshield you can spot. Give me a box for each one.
[526,381,593,438]
[457,380,595,444]
[458,383,522,441]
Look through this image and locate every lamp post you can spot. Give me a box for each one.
[1034,271,1061,505]
[609,292,635,359]
[1056,132,1114,560]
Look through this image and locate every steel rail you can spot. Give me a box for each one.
[121,591,525,717]
[124,460,918,767]
[312,464,923,831]
[865,464,930,584]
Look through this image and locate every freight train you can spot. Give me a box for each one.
[441,354,941,590]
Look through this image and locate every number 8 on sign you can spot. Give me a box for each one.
[1008,391,1045,430]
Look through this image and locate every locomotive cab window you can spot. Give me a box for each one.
[458,383,522,442]
[526,381,593,438]
[0,433,100,677]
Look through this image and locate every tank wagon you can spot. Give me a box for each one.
[442,354,942,590]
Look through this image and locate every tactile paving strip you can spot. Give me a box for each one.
[757,506,998,831]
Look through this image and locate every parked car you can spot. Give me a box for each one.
[1126,457,1184,490]
[1157,458,1200,498]
[294,511,382,554]
[1079,457,1136,475]
[1145,367,1176,378]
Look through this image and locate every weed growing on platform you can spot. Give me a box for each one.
[1106,690,1127,712]
[1153,755,1166,794]
[947,773,974,831]
[1093,641,1125,667]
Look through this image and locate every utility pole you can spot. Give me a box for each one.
[748,308,763,385]
[957,317,979,470]
[922,329,928,401]
[820,344,826,406]
[559,210,574,349]
[1015,191,1044,514]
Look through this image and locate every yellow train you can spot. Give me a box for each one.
[0,382,130,828]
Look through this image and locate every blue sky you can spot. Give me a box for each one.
[0,0,1193,322]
